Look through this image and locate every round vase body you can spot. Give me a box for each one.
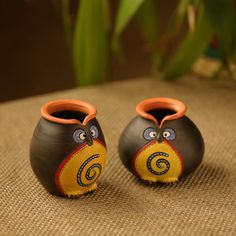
[119,98,204,183]
[30,100,107,197]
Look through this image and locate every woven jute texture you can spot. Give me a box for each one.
[0,77,236,235]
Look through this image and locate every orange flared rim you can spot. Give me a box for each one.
[136,97,186,127]
[41,99,97,125]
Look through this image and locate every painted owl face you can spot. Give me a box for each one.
[118,97,204,183]
[73,125,99,145]
[143,127,176,142]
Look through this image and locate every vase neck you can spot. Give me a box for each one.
[136,97,186,128]
[41,99,96,125]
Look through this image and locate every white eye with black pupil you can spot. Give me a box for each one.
[162,128,176,140]
[144,128,157,141]
[90,125,99,139]
[79,132,86,140]
[73,129,86,143]
[163,131,170,138]
[149,131,157,138]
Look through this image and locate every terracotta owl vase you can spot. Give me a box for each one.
[119,97,204,183]
[30,99,107,198]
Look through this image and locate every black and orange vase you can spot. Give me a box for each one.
[30,99,107,198]
[119,97,204,183]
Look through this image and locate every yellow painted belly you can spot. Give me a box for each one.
[55,140,107,197]
[134,141,183,183]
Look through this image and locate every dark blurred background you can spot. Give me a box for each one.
[0,1,177,102]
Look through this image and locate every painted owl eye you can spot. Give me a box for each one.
[162,128,176,140]
[90,125,99,139]
[73,129,86,143]
[144,127,157,140]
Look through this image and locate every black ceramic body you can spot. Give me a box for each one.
[30,100,107,197]
[119,98,204,183]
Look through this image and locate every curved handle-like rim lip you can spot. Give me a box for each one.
[41,99,97,125]
[136,97,186,127]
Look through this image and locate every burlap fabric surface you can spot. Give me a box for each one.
[0,77,236,235]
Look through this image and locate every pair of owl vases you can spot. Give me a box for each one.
[30,98,204,198]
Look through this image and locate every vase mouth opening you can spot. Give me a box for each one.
[41,99,97,125]
[136,97,186,127]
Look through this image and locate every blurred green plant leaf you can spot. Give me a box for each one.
[73,0,109,86]
[136,0,158,44]
[136,0,162,67]
[170,0,189,33]
[163,0,202,70]
[166,0,196,38]
[165,10,213,79]
[112,0,145,55]
[203,0,236,64]
[114,0,145,36]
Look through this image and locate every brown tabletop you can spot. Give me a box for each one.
[0,77,236,235]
